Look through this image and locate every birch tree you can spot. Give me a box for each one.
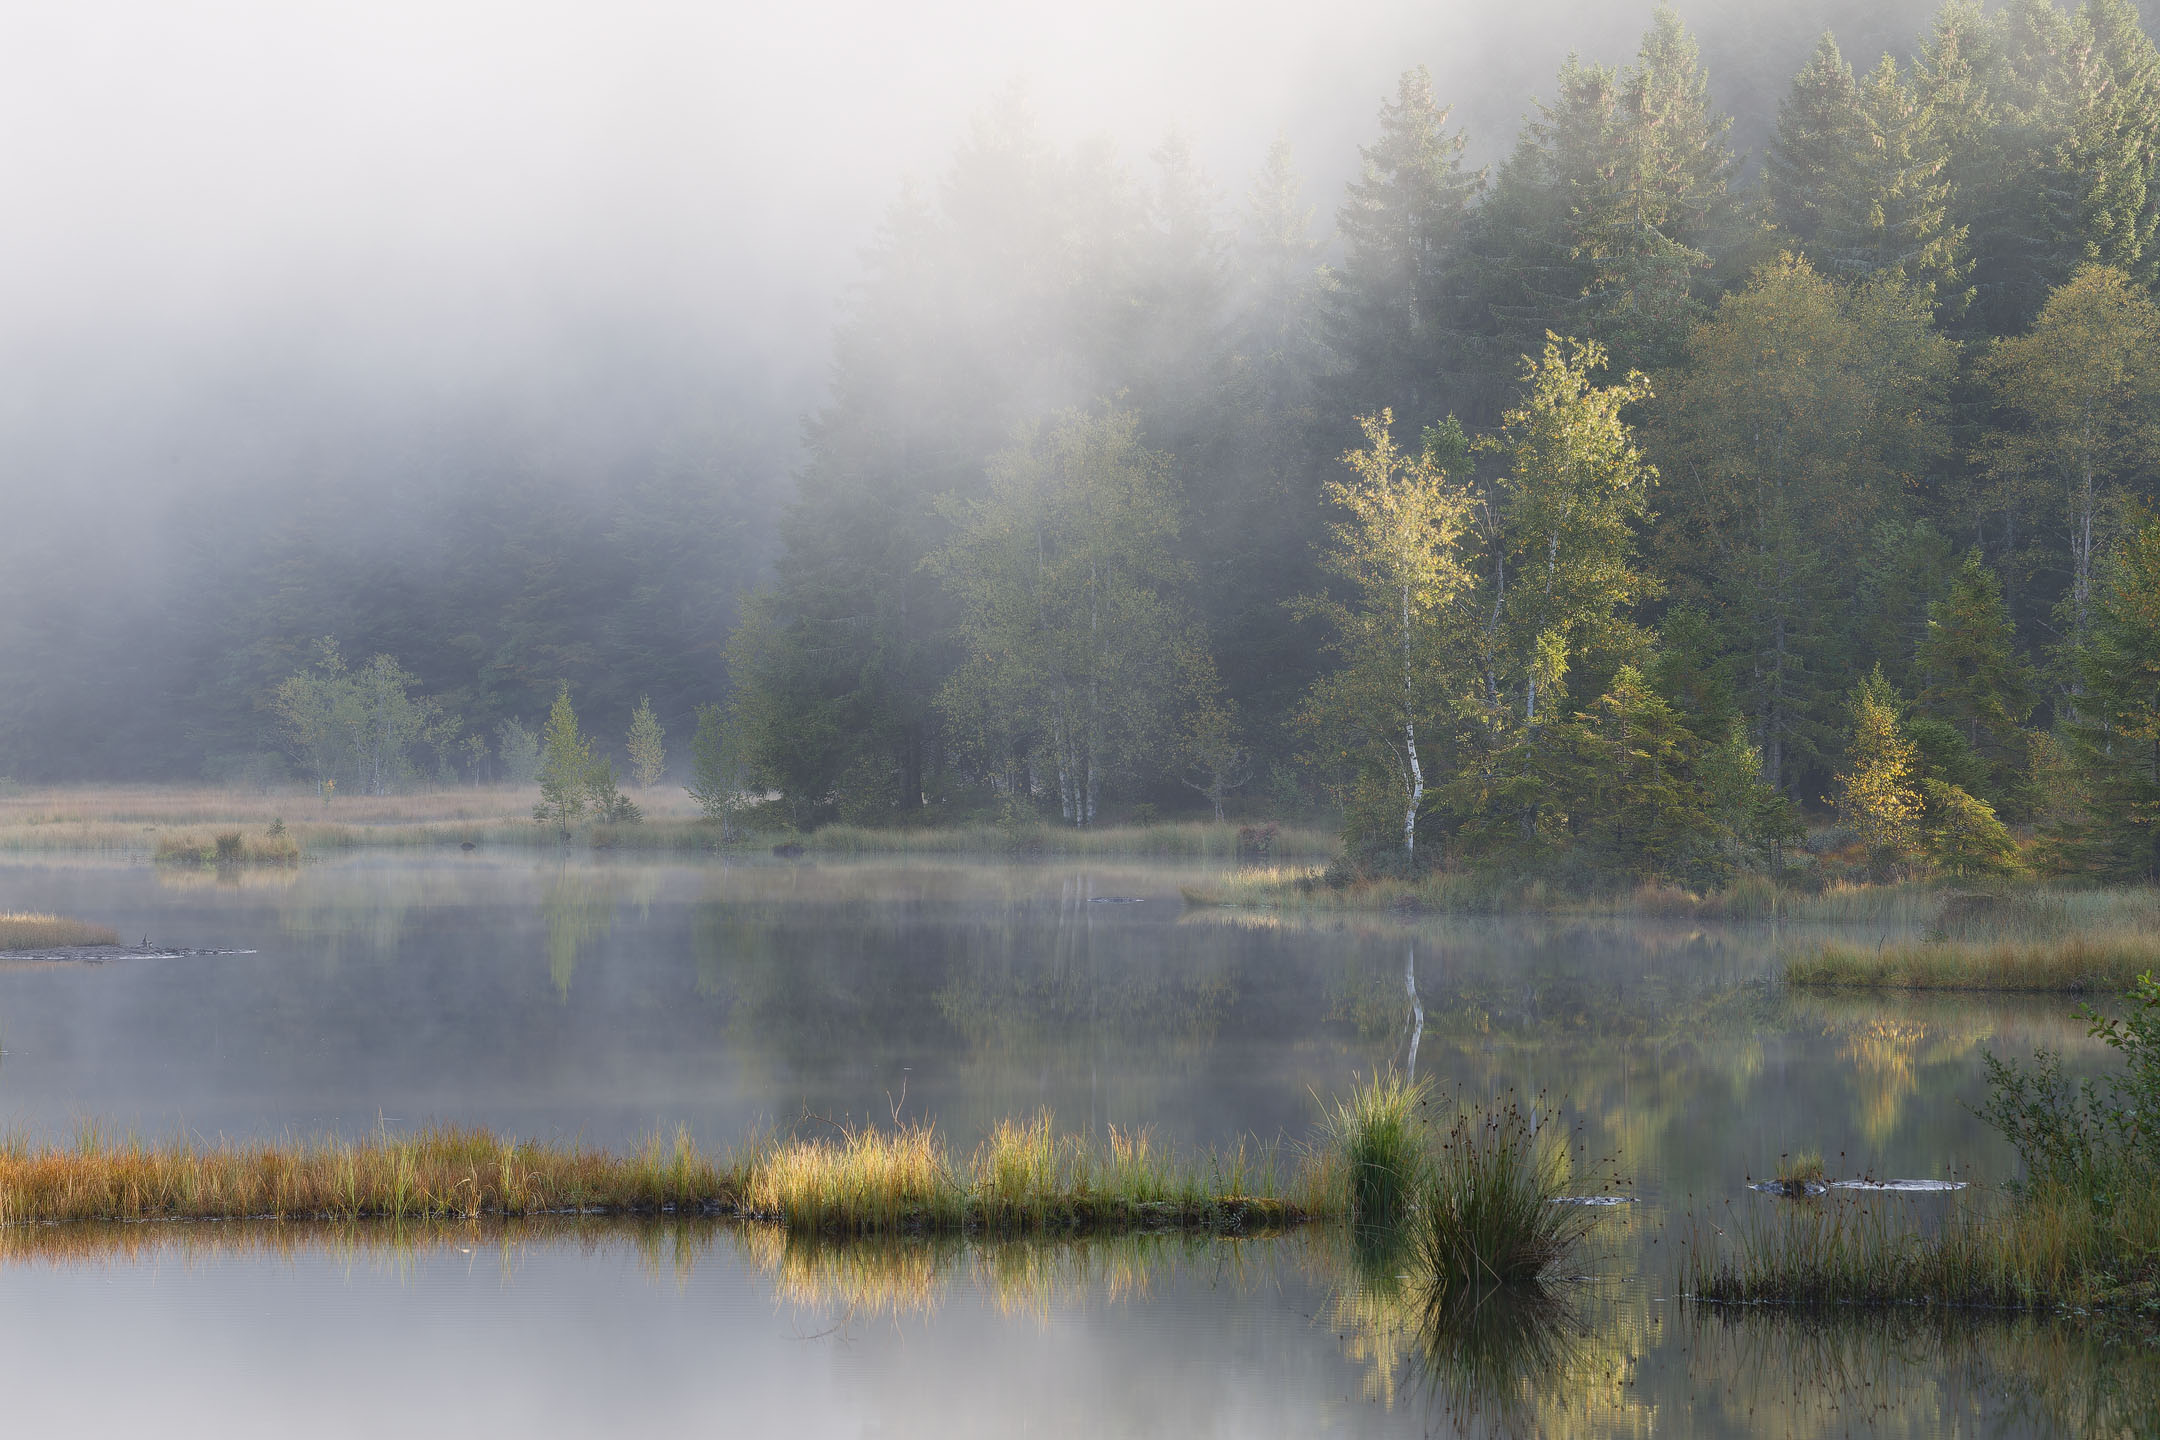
[1296,410,1474,864]
[932,410,1209,826]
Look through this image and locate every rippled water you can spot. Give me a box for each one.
[0,853,2146,1437]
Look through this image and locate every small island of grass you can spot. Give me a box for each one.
[0,912,120,950]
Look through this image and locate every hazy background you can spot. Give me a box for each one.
[0,0,1971,779]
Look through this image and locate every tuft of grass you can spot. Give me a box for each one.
[1320,1072,1428,1227]
[0,912,120,949]
[1787,936,2160,992]
[1774,1150,1825,1186]
[154,828,302,867]
[1418,1092,1608,1295]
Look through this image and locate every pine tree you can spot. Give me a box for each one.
[1575,664,1710,879]
[686,702,752,840]
[626,695,666,788]
[1915,550,2037,791]
[1835,666,1924,873]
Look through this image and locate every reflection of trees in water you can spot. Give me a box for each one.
[540,868,618,998]
[1680,1305,2160,1440]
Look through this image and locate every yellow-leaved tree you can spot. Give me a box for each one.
[1834,665,1923,875]
[1295,409,1475,866]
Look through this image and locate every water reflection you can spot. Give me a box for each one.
[0,1217,2144,1438]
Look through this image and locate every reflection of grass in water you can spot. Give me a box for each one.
[0,912,118,948]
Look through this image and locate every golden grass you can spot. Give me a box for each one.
[0,1113,1322,1236]
[1787,936,2160,992]
[1686,1181,2160,1317]
[0,912,119,949]
[153,828,302,866]
[1181,867,1898,920]
[808,821,1339,860]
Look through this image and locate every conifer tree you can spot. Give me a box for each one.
[1923,778,2023,877]
[1916,550,2037,789]
[2058,517,2160,878]
[1326,67,1482,436]
[1575,664,1710,878]
[1767,33,1863,251]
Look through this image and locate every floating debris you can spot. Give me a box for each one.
[0,945,256,965]
[1829,1179,1968,1193]
[1550,1195,1636,1206]
[1086,897,1145,904]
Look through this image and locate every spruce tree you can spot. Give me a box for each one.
[1767,33,1863,251]
[1915,550,2037,791]
[2059,517,2160,878]
[1326,66,1483,437]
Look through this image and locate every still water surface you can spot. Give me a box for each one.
[0,854,2146,1436]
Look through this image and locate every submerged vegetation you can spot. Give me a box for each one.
[0,912,119,950]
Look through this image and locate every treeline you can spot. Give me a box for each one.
[722,0,2160,882]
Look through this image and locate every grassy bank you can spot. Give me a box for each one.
[1787,936,2159,992]
[1787,888,2160,990]
[1182,867,1958,923]
[0,912,119,949]
[0,1114,1315,1235]
[0,784,1332,860]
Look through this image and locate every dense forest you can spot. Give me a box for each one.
[12,0,2160,884]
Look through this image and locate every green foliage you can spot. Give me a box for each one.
[1295,409,1476,865]
[1923,778,2023,878]
[686,703,753,839]
[269,640,444,796]
[534,686,592,838]
[930,409,1215,827]
[1834,666,1924,872]
[1978,970,2160,1199]
[625,696,665,789]
[1916,550,2036,796]
[2058,517,2160,878]
[495,719,541,787]
[1417,1092,1609,1294]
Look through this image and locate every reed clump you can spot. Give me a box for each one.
[1418,1092,1609,1296]
[0,912,120,949]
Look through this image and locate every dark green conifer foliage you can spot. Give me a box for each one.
[1767,33,1864,251]
[1473,7,1738,375]
[2059,518,2160,877]
[1326,66,1483,438]
[1916,550,2038,792]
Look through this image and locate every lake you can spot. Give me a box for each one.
[0,853,2145,1437]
